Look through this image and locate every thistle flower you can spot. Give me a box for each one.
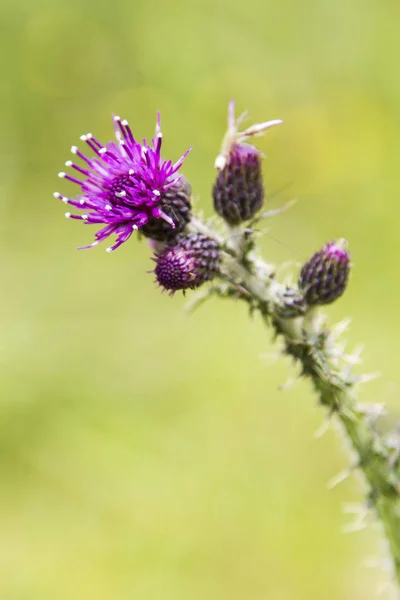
[153,233,221,294]
[299,240,350,306]
[54,114,191,252]
[213,100,282,226]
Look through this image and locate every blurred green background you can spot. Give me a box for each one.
[2,0,400,598]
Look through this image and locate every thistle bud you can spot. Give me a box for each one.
[299,240,350,306]
[153,233,221,294]
[141,177,192,243]
[213,100,282,226]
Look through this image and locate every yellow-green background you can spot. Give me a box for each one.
[2,0,400,598]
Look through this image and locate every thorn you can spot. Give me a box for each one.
[314,418,331,439]
[71,145,78,154]
[58,172,66,178]
[357,403,386,422]
[331,318,352,339]
[260,352,281,367]
[327,468,351,490]
[242,119,283,138]
[358,372,381,384]
[341,502,370,534]
[341,519,368,534]
[342,502,366,514]
[279,377,295,391]
[344,345,365,366]
[330,341,347,357]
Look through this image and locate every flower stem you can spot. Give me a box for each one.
[191,218,400,592]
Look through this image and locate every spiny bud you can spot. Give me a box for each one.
[299,240,350,306]
[213,100,282,226]
[153,233,221,295]
[213,145,263,226]
[141,177,192,243]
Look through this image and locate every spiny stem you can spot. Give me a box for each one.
[191,218,400,593]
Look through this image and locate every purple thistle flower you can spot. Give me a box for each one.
[213,100,283,226]
[54,114,191,252]
[299,240,350,306]
[153,233,221,295]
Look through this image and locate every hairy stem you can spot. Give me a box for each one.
[190,218,400,591]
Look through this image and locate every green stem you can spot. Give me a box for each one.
[190,219,400,591]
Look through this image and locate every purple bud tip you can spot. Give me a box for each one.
[323,240,349,261]
[299,239,350,306]
[55,113,191,252]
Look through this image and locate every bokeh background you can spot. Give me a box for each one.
[2,0,400,598]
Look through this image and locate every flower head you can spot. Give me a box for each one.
[213,101,282,226]
[153,233,221,295]
[54,114,191,252]
[299,240,350,306]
